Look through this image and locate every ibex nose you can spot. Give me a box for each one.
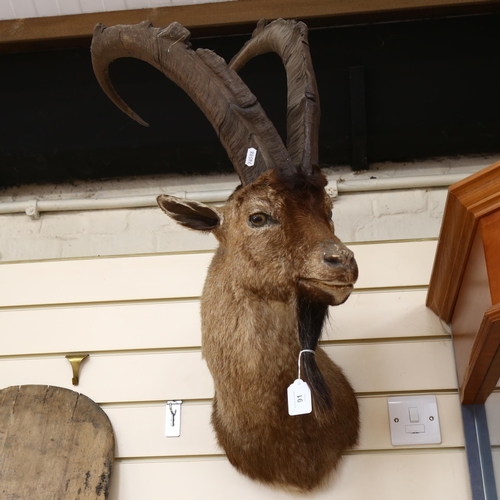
[323,242,354,268]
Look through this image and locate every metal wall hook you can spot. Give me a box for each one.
[65,354,89,386]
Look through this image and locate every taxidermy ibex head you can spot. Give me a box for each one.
[92,18,359,491]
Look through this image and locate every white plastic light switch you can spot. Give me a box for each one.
[165,400,182,437]
[388,395,441,445]
[409,406,419,423]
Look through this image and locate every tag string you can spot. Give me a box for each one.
[298,349,315,380]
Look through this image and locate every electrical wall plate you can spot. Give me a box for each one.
[388,395,441,446]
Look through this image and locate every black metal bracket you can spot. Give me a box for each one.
[462,404,498,500]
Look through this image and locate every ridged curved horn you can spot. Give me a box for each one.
[229,19,320,175]
[91,21,295,185]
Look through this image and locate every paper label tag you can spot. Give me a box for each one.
[245,148,257,166]
[287,379,312,416]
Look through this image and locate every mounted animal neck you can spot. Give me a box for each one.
[91,18,359,491]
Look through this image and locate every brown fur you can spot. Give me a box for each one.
[158,169,359,491]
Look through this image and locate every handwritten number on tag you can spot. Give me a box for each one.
[287,379,312,416]
[245,148,257,166]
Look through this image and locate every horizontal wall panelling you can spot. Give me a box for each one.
[0,240,437,308]
[104,393,464,459]
[1,289,445,356]
[484,392,500,447]
[109,452,471,500]
[0,238,468,499]
[0,341,457,403]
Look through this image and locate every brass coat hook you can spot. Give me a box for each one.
[65,354,89,386]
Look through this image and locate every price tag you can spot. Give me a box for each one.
[245,147,257,166]
[287,379,312,416]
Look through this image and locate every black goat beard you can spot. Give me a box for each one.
[297,296,332,410]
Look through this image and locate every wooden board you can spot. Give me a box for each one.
[450,227,492,403]
[428,160,500,403]
[461,304,500,404]
[1,0,499,50]
[481,208,500,304]
[427,159,500,322]
[0,385,114,499]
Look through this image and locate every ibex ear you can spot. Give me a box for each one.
[157,195,221,232]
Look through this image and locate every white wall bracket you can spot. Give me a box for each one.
[165,400,182,438]
[388,395,441,446]
[25,200,40,220]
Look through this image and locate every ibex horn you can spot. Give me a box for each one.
[230,19,320,176]
[91,20,295,185]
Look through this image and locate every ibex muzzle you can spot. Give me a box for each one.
[323,239,356,268]
[92,18,359,492]
[316,239,358,304]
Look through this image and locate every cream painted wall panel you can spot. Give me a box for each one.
[109,452,471,500]
[0,2,16,20]
[0,351,214,403]
[79,0,105,13]
[0,241,436,308]
[329,341,458,395]
[492,449,500,499]
[356,394,464,450]
[0,253,212,308]
[0,290,444,356]
[0,238,464,497]
[352,240,436,289]
[124,0,150,8]
[103,0,127,11]
[1,300,202,356]
[485,392,500,445]
[149,0,172,5]
[326,289,445,342]
[33,0,59,16]
[106,403,219,458]
[103,394,464,458]
[0,341,457,403]
[11,0,37,18]
[489,396,500,500]
[58,0,81,15]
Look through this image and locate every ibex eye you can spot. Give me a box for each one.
[249,213,268,227]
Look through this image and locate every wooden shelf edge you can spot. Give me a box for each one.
[426,160,500,323]
[461,304,500,404]
[1,0,500,52]
[452,160,500,214]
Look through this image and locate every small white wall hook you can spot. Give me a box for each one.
[165,400,182,437]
